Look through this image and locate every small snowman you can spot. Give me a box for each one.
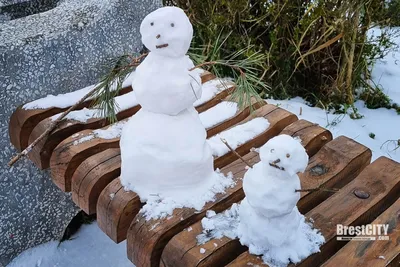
[120,7,217,202]
[237,134,324,266]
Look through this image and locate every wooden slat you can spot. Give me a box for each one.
[322,198,400,267]
[161,136,371,267]
[8,86,132,151]
[50,76,229,191]
[281,119,332,157]
[72,100,266,214]
[228,156,400,267]
[97,106,297,245]
[125,107,298,267]
[27,102,140,169]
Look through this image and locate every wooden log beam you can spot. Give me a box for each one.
[27,102,140,169]
[8,86,132,152]
[321,198,400,267]
[160,136,371,267]
[227,156,400,266]
[72,99,266,214]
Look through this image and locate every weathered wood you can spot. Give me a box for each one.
[321,198,400,267]
[27,103,140,169]
[214,105,298,169]
[72,100,266,214]
[228,156,400,267]
[161,136,371,267]
[96,106,296,245]
[72,148,121,214]
[50,78,233,192]
[281,119,333,157]
[8,86,132,152]
[50,126,122,192]
[125,108,298,267]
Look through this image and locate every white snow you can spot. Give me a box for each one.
[199,101,238,128]
[194,78,235,107]
[138,170,235,220]
[51,91,138,122]
[267,97,400,162]
[23,72,135,110]
[200,248,206,254]
[207,118,270,157]
[369,27,400,105]
[8,223,133,267]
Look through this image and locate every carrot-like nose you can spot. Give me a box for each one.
[156,34,161,39]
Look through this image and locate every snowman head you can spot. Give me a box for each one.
[259,134,309,176]
[140,7,193,58]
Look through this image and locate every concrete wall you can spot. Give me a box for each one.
[0,0,161,265]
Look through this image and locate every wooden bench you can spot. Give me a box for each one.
[8,71,400,267]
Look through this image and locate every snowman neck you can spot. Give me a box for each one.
[149,51,186,61]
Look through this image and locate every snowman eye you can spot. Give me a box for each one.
[286,153,290,158]
[171,23,175,27]
[150,22,154,26]
[270,149,275,153]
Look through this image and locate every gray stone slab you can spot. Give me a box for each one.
[0,0,161,265]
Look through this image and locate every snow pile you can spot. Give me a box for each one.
[23,72,135,110]
[194,78,235,107]
[7,223,132,267]
[207,118,270,157]
[51,91,138,123]
[198,135,324,267]
[72,120,127,145]
[138,170,235,220]
[199,101,238,128]
[369,27,400,105]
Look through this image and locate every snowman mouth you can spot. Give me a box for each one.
[156,43,169,49]
[269,159,285,171]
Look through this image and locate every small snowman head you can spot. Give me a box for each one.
[259,134,309,176]
[140,7,193,57]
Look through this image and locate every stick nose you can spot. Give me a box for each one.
[156,34,161,39]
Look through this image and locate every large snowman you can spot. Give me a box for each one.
[237,135,324,265]
[120,7,216,202]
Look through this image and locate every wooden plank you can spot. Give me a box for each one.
[8,86,132,152]
[50,125,123,192]
[125,107,298,267]
[97,106,297,245]
[228,156,400,267]
[50,78,234,192]
[72,100,266,214]
[161,136,371,267]
[321,198,400,267]
[281,119,332,157]
[27,102,140,169]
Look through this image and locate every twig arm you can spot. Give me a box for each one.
[220,138,253,168]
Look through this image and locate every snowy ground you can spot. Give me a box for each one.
[8,28,400,267]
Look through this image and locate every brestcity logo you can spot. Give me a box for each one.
[336,224,390,241]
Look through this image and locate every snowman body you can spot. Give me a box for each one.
[237,135,309,256]
[120,7,215,201]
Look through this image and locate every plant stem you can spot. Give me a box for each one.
[220,138,253,168]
